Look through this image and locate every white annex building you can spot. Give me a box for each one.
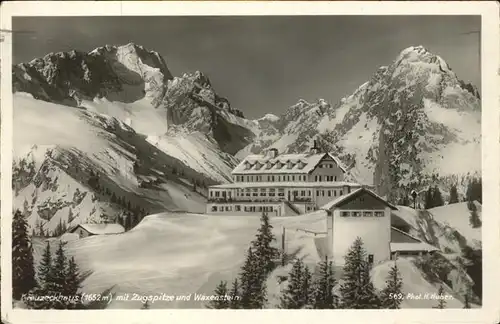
[206,142,438,266]
[207,141,372,216]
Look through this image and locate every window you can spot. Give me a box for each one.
[317,190,320,196]
[301,190,306,196]
[308,191,311,196]
[334,176,337,181]
[339,190,343,195]
[363,211,373,217]
[329,165,333,168]
[352,211,361,217]
[215,191,220,197]
[225,206,231,211]
[341,211,350,217]
[210,191,213,197]
[235,205,241,212]
[322,190,325,196]
[211,206,217,212]
[278,189,285,197]
[328,190,331,197]
[375,211,384,217]
[333,190,337,197]
[219,206,224,212]
[252,189,258,197]
[269,189,276,197]
[258,206,262,212]
[292,176,295,181]
[245,189,251,197]
[260,189,266,197]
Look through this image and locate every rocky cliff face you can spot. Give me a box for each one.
[238,46,481,200]
[13,44,481,222]
[13,43,173,107]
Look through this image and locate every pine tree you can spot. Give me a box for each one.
[380,262,403,309]
[51,242,68,309]
[449,185,459,204]
[229,278,241,309]
[312,256,337,309]
[463,292,471,309]
[339,237,381,309]
[435,285,446,309]
[469,208,482,228]
[12,209,37,300]
[239,248,267,309]
[432,186,444,208]
[65,256,85,309]
[424,187,433,209]
[25,241,55,309]
[207,281,230,309]
[301,264,313,308]
[279,258,306,309]
[252,212,279,275]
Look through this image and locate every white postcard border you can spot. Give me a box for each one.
[1,2,499,324]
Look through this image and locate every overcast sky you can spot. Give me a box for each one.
[13,16,480,119]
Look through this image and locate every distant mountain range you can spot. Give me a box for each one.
[13,43,481,234]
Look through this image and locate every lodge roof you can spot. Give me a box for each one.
[232,152,347,175]
[320,187,399,211]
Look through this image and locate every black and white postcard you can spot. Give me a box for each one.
[1,2,499,324]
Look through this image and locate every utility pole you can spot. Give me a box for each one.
[281,226,286,266]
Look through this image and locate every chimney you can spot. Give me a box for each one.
[310,140,321,154]
[268,148,278,158]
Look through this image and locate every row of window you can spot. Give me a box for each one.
[234,174,341,183]
[244,161,306,171]
[210,188,345,198]
[210,205,277,213]
[234,174,309,183]
[340,210,384,217]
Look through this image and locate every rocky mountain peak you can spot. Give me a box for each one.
[13,43,173,107]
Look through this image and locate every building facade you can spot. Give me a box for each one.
[68,223,125,239]
[206,142,372,216]
[322,188,396,265]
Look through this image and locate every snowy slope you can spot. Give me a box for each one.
[371,258,471,308]
[29,202,480,309]
[428,202,481,250]
[147,132,237,183]
[13,93,211,235]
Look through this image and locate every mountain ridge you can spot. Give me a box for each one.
[13,44,481,235]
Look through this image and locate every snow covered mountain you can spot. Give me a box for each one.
[239,46,481,200]
[12,44,481,235]
[13,92,211,235]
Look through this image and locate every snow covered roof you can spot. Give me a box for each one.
[320,187,398,211]
[390,242,439,253]
[232,152,347,175]
[390,227,438,253]
[70,223,125,235]
[210,181,364,189]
